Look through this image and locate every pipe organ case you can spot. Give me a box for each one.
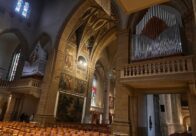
[131,5,184,61]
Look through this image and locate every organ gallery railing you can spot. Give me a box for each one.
[0,78,41,89]
[120,56,194,78]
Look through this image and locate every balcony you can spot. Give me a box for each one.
[119,56,195,92]
[0,80,10,92]
[0,78,42,98]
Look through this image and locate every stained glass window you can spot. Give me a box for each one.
[22,2,30,17]
[15,0,23,12]
[91,78,97,107]
[15,0,30,18]
[8,51,21,81]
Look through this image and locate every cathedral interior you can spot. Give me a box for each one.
[0,0,195,135]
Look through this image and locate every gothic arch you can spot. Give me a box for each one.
[0,29,29,80]
[0,29,29,54]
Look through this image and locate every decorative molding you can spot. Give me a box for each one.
[94,0,111,15]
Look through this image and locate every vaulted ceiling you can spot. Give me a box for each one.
[116,0,169,14]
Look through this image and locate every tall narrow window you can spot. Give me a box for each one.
[15,0,23,12]
[91,78,97,107]
[8,51,21,81]
[22,2,30,18]
[15,0,30,18]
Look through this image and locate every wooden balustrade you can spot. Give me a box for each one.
[120,56,194,78]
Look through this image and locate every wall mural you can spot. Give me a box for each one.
[59,73,74,91]
[91,78,97,107]
[74,79,87,94]
[59,73,87,95]
[63,45,76,73]
[56,93,84,122]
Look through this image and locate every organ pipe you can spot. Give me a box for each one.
[132,5,183,61]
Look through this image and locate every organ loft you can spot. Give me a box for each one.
[0,0,195,136]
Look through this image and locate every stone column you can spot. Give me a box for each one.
[130,93,139,136]
[165,94,175,135]
[83,68,95,123]
[193,0,196,23]
[112,84,131,135]
[4,94,14,121]
[35,49,64,124]
[137,94,147,136]
[188,84,196,136]
[171,94,184,133]
[159,94,173,136]
[112,29,130,135]
[103,74,110,124]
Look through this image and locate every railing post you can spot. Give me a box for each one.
[171,60,175,73]
[144,64,148,75]
[157,62,161,74]
[176,60,181,72]
[121,69,124,78]
[181,58,186,72]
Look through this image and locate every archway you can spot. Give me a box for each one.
[0,29,28,81]
[0,29,28,121]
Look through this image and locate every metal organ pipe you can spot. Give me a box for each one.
[132,5,183,61]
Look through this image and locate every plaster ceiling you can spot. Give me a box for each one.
[116,0,170,14]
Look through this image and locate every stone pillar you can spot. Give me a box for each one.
[159,94,173,136]
[35,49,63,124]
[130,93,138,136]
[112,84,131,135]
[103,74,110,124]
[112,29,130,135]
[83,68,95,123]
[165,94,176,135]
[116,29,129,65]
[137,94,147,136]
[188,84,196,136]
[160,94,184,135]
[193,0,196,23]
[171,94,184,133]
[4,94,14,121]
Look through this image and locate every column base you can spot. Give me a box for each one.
[34,114,55,126]
[112,120,130,135]
[3,113,12,121]
[165,123,185,135]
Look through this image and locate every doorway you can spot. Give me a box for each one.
[143,93,191,136]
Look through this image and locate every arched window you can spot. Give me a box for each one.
[91,77,97,107]
[15,0,30,18]
[8,49,21,81]
[77,56,87,71]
